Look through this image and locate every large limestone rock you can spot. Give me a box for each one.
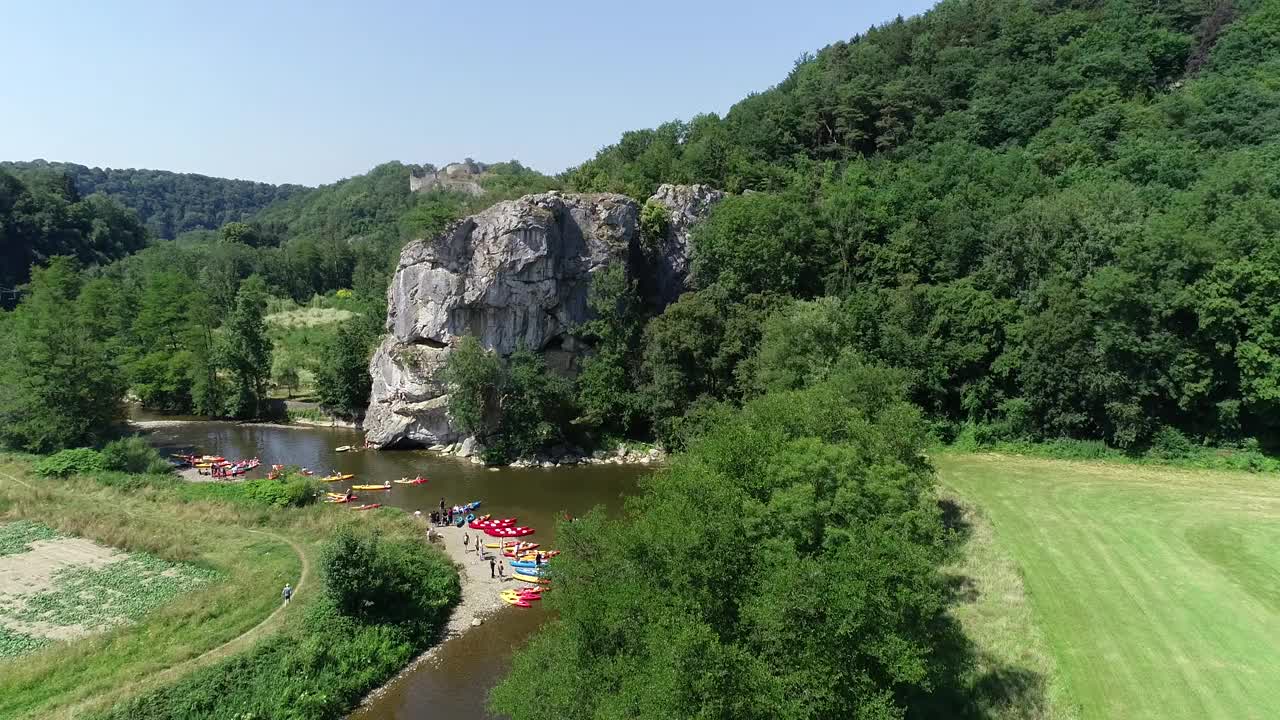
[364,187,722,449]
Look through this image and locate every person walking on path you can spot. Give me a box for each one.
[463,532,470,548]
[282,583,293,604]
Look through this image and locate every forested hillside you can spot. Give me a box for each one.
[0,160,306,239]
[554,0,1280,453]
[0,169,147,306]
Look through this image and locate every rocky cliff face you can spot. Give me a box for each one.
[646,184,726,306]
[364,185,722,449]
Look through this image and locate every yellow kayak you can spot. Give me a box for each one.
[321,473,355,482]
[512,572,549,585]
[351,484,390,491]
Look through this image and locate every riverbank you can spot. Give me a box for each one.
[357,521,516,708]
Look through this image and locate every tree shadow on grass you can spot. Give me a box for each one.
[909,634,1054,720]
[906,498,1054,719]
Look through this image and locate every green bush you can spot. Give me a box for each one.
[34,448,103,478]
[1146,426,1195,460]
[241,475,319,508]
[100,437,172,475]
[321,527,460,626]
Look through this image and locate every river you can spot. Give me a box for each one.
[141,418,650,719]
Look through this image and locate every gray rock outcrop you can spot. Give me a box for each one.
[364,186,723,449]
[646,184,726,305]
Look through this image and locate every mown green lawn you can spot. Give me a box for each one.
[937,453,1280,720]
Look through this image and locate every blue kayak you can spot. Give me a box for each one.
[510,560,545,571]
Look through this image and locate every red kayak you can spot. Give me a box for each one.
[470,517,517,530]
[485,526,534,538]
[352,503,381,511]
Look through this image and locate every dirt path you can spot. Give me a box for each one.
[0,468,310,718]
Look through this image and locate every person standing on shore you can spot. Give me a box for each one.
[489,556,496,578]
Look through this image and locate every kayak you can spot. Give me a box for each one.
[469,516,516,529]
[509,559,548,570]
[485,526,534,538]
[324,495,357,504]
[335,445,354,452]
[351,484,391,491]
[393,476,428,485]
[321,473,355,482]
[454,516,465,527]
[352,503,381,511]
[501,589,542,603]
[500,593,531,608]
[512,571,549,584]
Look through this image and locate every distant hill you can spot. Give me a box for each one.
[0,160,308,239]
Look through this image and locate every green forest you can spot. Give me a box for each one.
[0,160,306,239]
[555,0,1280,456]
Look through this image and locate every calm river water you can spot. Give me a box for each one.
[141,418,649,719]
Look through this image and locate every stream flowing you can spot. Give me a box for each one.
[141,417,649,718]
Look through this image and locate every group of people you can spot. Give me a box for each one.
[430,497,459,526]
[462,531,506,579]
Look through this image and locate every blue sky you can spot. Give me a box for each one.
[0,0,935,186]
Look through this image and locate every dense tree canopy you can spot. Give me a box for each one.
[0,258,125,451]
[492,361,965,719]
[557,0,1280,452]
[0,169,147,307]
[0,160,305,239]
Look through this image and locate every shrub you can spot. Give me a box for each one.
[242,474,318,508]
[100,437,172,475]
[1146,426,1195,460]
[34,448,103,478]
[639,199,671,252]
[321,527,460,626]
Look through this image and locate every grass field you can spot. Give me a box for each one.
[0,454,443,720]
[937,452,1280,720]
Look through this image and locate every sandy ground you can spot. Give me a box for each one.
[0,537,126,640]
[432,523,523,624]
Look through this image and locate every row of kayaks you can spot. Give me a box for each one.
[469,515,535,537]
[323,493,381,511]
[501,587,545,607]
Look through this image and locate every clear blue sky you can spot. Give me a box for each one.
[0,0,935,186]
